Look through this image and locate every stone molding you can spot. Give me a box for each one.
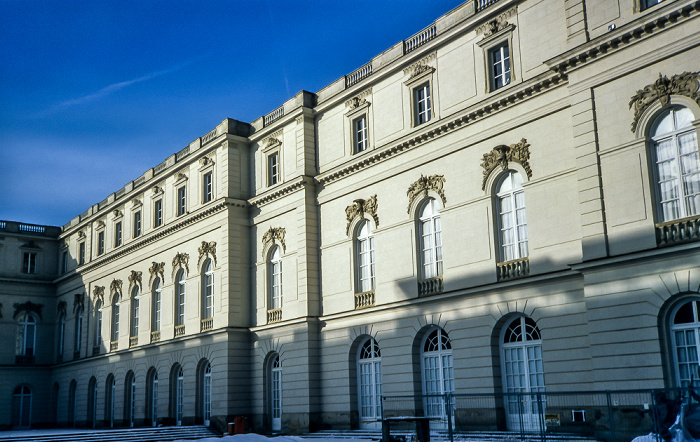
[174,172,188,182]
[131,198,142,208]
[172,252,190,275]
[407,174,446,213]
[93,286,105,305]
[476,6,517,36]
[345,195,379,235]
[128,270,142,293]
[13,301,43,320]
[112,209,123,218]
[481,138,532,190]
[262,227,286,258]
[148,262,165,286]
[249,176,311,207]
[629,72,700,132]
[402,52,436,76]
[199,155,214,167]
[345,88,373,109]
[198,241,217,267]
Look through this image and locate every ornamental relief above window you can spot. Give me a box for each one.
[480,138,532,190]
[407,174,446,214]
[262,227,286,258]
[198,241,217,267]
[629,72,700,132]
[345,195,379,235]
[172,252,190,276]
[148,261,165,286]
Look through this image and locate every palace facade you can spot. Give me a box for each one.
[2,0,700,435]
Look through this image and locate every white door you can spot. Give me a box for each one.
[358,338,382,429]
[271,355,282,431]
[501,316,545,432]
[421,328,454,430]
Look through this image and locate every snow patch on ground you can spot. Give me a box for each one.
[173,436,376,442]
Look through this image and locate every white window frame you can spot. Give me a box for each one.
[152,278,161,332]
[267,151,280,186]
[640,0,664,11]
[62,250,68,274]
[354,115,369,153]
[355,220,375,293]
[270,354,282,431]
[202,171,213,203]
[176,270,186,326]
[16,312,37,357]
[489,42,511,91]
[203,363,212,426]
[477,24,516,94]
[111,294,120,343]
[97,231,105,256]
[420,327,454,426]
[130,286,140,338]
[79,241,86,265]
[74,306,83,353]
[202,259,214,320]
[176,366,184,425]
[419,199,443,280]
[414,83,432,126]
[268,246,282,310]
[95,301,103,347]
[23,252,37,274]
[358,338,382,425]
[58,313,65,358]
[497,170,529,262]
[154,199,163,227]
[670,299,700,387]
[133,210,142,238]
[114,220,122,247]
[177,186,187,216]
[151,371,159,426]
[12,386,32,428]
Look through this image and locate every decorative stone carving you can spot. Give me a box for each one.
[57,301,66,316]
[96,220,105,229]
[174,172,188,182]
[152,185,162,195]
[172,252,190,274]
[345,195,379,235]
[629,72,700,132]
[198,241,217,267]
[128,270,142,291]
[403,52,436,76]
[407,175,446,213]
[148,261,165,285]
[481,139,532,190]
[93,286,105,304]
[262,227,286,258]
[110,278,122,295]
[13,301,43,320]
[406,64,435,82]
[476,7,517,36]
[73,293,84,312]
[78,230,86,238]
[345,88,372,109]
[132,198,142,207]
[112,209,122,218]
[265,137,282,150]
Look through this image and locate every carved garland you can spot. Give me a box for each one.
[262,227,286,258]
[93,286,105,305]
[345,88,372,109]
[345,195,379,235]
[481,139,532,190]
[629,72,700,132]
[110,279,123,296]
[198,241,217,267]
[148,262,165,285]
[476,7,517,36]
[407,175,446,214]
[172,252,190,275]
[128,270,142,293]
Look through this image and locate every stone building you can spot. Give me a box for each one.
[2,0,700,435]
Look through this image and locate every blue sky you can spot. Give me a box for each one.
[0,1,462,227]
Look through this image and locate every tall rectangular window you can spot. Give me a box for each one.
[22,252,37,274]
[177,186,187,216]
[133,211,141,238]
[62,251,68,274]
[79,242,86,265]
[114,221,122,247]
[203,172,213,203]
[97,232,105,255]
[414,83,432,125]
[354,115,368,153]
[490,42,511,91]
[154,199,163,227]
[268,152,280,186]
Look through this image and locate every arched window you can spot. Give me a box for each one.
[105,374,116,428]
[88,377,97,428]
[649,106,699,222]
[176,271,186,327]
[74,305,83,354]
[268,246,282,310]
[12,386,32,428]
[269,354,282,431]
[58,313,65,359]
[202,259,214,320]
[419,199,443,280]
[497,170,528,262]
[68,380,77,426]
[356,220,375,293]
[152,278,161,334]
[421,328,453,426]
[125,371,136,427]
[16,312,37,360]
[202,362,212,426]
[95,300,103,348]
[358,338,382,427]
[171,364,184,426]
[500,315,545,431]
[670,299,700,387]
[147,368,159,426]
[130,286,139,339]
[111,294,120,344]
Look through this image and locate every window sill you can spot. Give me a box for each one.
[497,257,529,281]
[656,215,700,247]
[355,291,375,309]
[174,325,186,337]
[267,308,282,324]
[418,276,443,297]
[200,318,213,332]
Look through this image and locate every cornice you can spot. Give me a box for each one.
[316,70,566,186]
[249,176,314,208]
[0,277,55,286]
[57,199,244,278]
[546,0,700,75]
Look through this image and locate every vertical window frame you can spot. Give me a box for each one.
[267,151,280,187]
[202,171,213,203]
[177,186,187,217]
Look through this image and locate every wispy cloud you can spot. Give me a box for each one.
[38,56,206,117]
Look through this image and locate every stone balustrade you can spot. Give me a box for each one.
[355,291,375,309]
[267,308,282,324]
[497,257,529,281]
[656,216,700,247]
[174,325,186,337]
[264,106,285,126]
[151,331,160,343]
[110,341,118,351]
[15,355,35,365]
[418,276,443,297]
[201,317,213,332]
[404,24,437,53]
[129,336,138,348]
[346,62,373,87]
[476,0,500,11]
